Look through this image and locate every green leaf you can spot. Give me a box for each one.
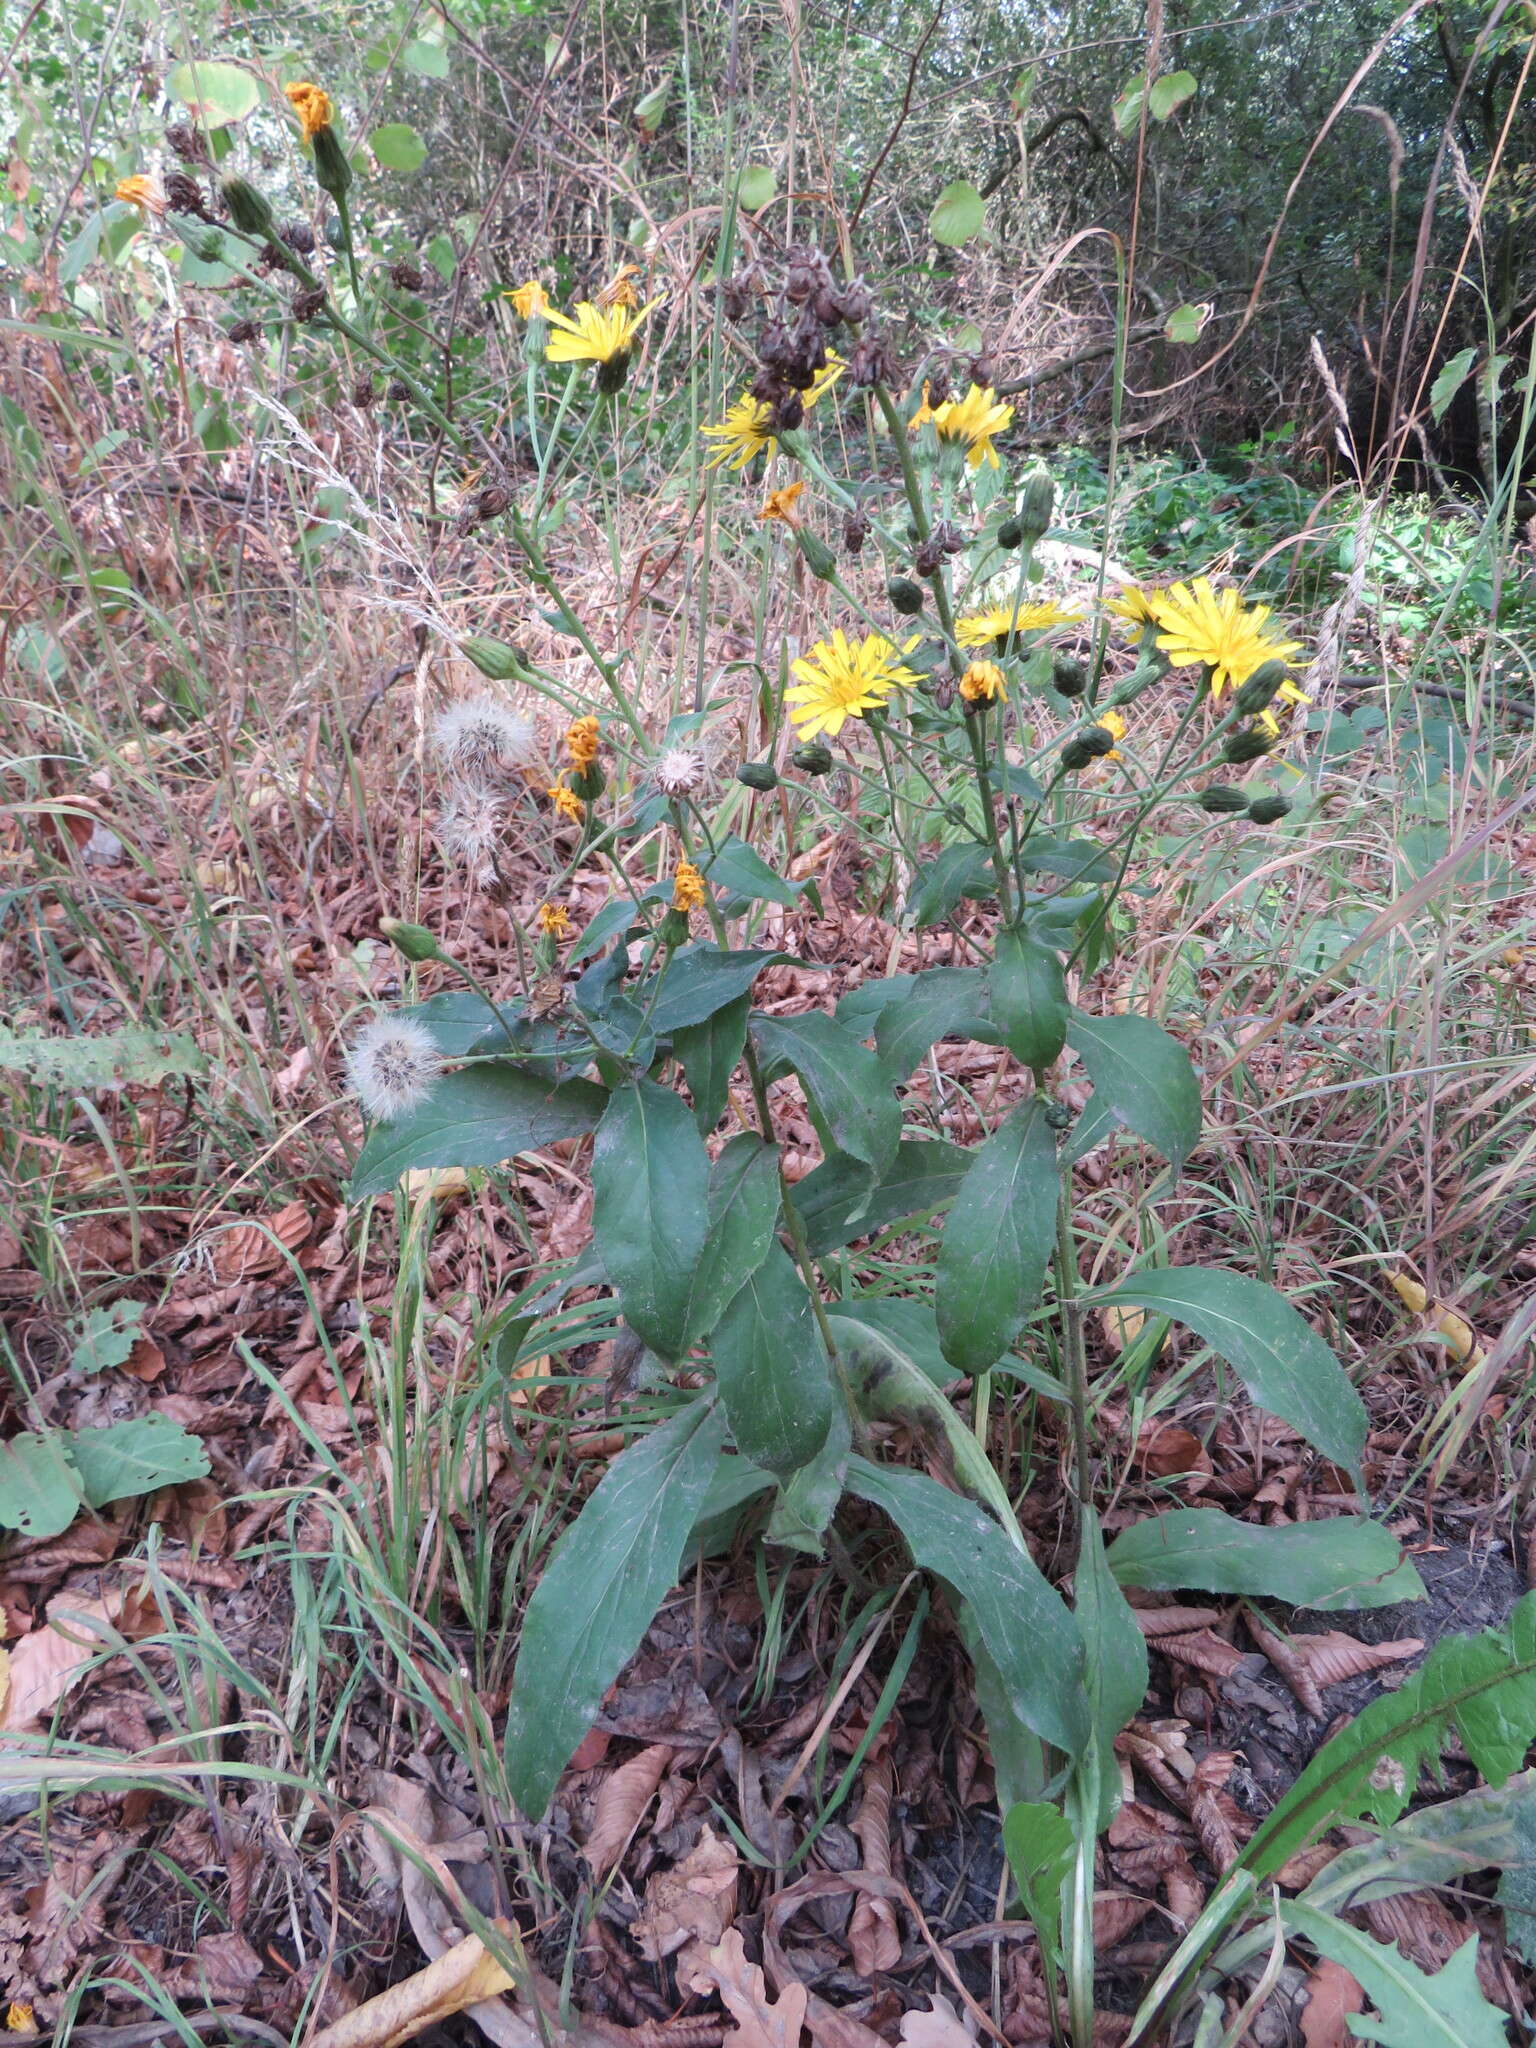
[736,164,777,211]
[648,946,797,1033]
[70,1417,210,1507]
[1497,1782,1536,1967]
[929,179,985,247]
[0,1432,86,1538]
[828,1296,954,1388]
[905,843,995,928]
[1066,1010,1200,1175]
[1112,78,1146,137]
[166,59,259,127]
[0,1026,204,1087]
[1430,345,1477,424]
[1281,1911,1505,2048]
[505,1399,727,1816]
[349,1064,606,1200]
[633,74,671,133]
[711,1244,833,1476]
[703,835,805,908]
[402,37,450,77]
[846,1458,1088,1758]
[672,993,749,1134]
[682,1453,777,1567]
[1148,69,1197,120]
[683,1135,782,1346]
[766,1399,850,1554]
[1002,1803,1076,1966]
[791,1139,970,1256]
[1164,301,1208,345]
[870,968,990,1081]
[990,929,1068,1070]
[370,123,426,173]
[1017,835,1117,886]
[592,1080,711,1360]
[70,1301,144,1375]
[1107,1508,1419,1609]
[751,1013,901,1188]
[1076,1507,1149,1825]
[1097,1269,1367,1475]
[937,1100,1058,1376]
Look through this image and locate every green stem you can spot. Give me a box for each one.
[1054,1170,1092,1545]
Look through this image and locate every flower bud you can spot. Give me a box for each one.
[312,124,353,202]
[736,760,779,791]
[1222,726,1275,764]
[381,918,449,963]
[1017,469,1055,546]
[569,763,606,802]
[887,577,925,615]
[1059,738,1096,771]
[1234,659,1292,717]
[220,176,275,238]
[1051,655,1087,697]
[459,636,526,681]
[596,352,633,395]
[997,517,1024,549]
[795,529,838,582]
[1198,784,1251,815]
[1247,794,1292,824]
[792,741,834,776]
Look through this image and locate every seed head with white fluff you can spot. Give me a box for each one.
[654,746,707,797]
[431,696,537,776]
[347,1017,443,1122]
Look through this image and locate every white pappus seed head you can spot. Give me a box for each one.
[654,745,706,797]
[347,1016,443,1122]
[436,784,507,867]
[431,695,537,775]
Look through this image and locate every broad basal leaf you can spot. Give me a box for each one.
[505,1399,727,1816]
[1106,1508,1421,1610]
[790,1139,969,1256]
[0,1433,86,1540]
[592,1080,710,1360]
[682,1134,782,1347]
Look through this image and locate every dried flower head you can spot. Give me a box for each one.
[508,278,551,319]
[432,696,536,775]
[347,1016,443,1122]
[759,482,805,525]
[672,859,708,913]
[655,746,706,797]
[436,785,508,869]
[959,661,1007,704]
[388,258,425,292]
[565,716,601,770]
[536,902,573,938]
[284,82,334,143]
[548,783,584,823]
[164,171,211,220]
[115,175,165,217]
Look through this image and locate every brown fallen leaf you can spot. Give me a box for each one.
[1295,1631,1424,1689]
[1154,1630,1251,1682]
[308,1927,534,2048]
[1128,1606,1224,1639]
[897,1995,972,2048]
[1244,1608,1324,1718]
[1299,1957,1365,2048]
[583,1742,672,1879]
[688,1928,807,2048]
[1135,1423,1212,1489]
[163,1931,264,2001]
[1,1582,164,1731]
[849,1752,901,1975]
[631,1824,740,1983]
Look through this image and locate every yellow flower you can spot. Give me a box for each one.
[284,81,334,143]
[597,264,642,309]
[785,629,921,741]
[672,859,708,914]
[1104,583,1164,643]
[957,600,1082,649]
[804,350,847,408]
[543,299,656,367]
[565,716,601,769]
[536,902,573,937]
[114,175,164,217]
[929,383,1015,469]
[508,279,551,319]
[959,660,1007,704]
[6,2005,36,2035]
[1095,708,1128,760]
[548,783,584,823]
[759,482,804,525]
[702,393,777,470]
[908,380,939,431]
[1150,578,1305,698]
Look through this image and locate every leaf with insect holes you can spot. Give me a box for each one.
[505,1397,727,1817]
[71,1301,145,1375]
[70,1417,210,1507]
[0,1434,87,1540]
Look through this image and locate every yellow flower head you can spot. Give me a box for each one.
[957,600,1082,650]
[543,298,656,367]
[284,82,334,143]
[702,393,777,471]
[597,264,642,310]
[759,482,805,525]
[785,629,921,741]
[672,859,708,914]
[115,175,164,217]
[929,383,1015,469]
[908,380,940,431]
[565,716,601,769]
[1104,583,1165,644]
[508,279,552,319]
[548,783,585,823]
[1094,708,1128,760]
[959,660,1007,704]
[804,350,847,409]
[536,901,572,937]
[1150,578,1305,698]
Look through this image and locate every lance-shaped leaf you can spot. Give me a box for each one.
[672,992,749,1134]
[990,929,1068,1070]
[350,1064,606,1200]
[790,1139,969,1256]
[592,1080,710,1360]
[1095,1267,1367,1476]
[1066,1011,1200,1176]
[937,1099,1058,1376]
[682,1135,782,1348]
[846,1458,1088,1758]
[711,1243,833,1476]
[751,1013,901,1187]
[867,968,991,1082]
[505,1399,727,1817]
[1107,1508,1421,1610]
